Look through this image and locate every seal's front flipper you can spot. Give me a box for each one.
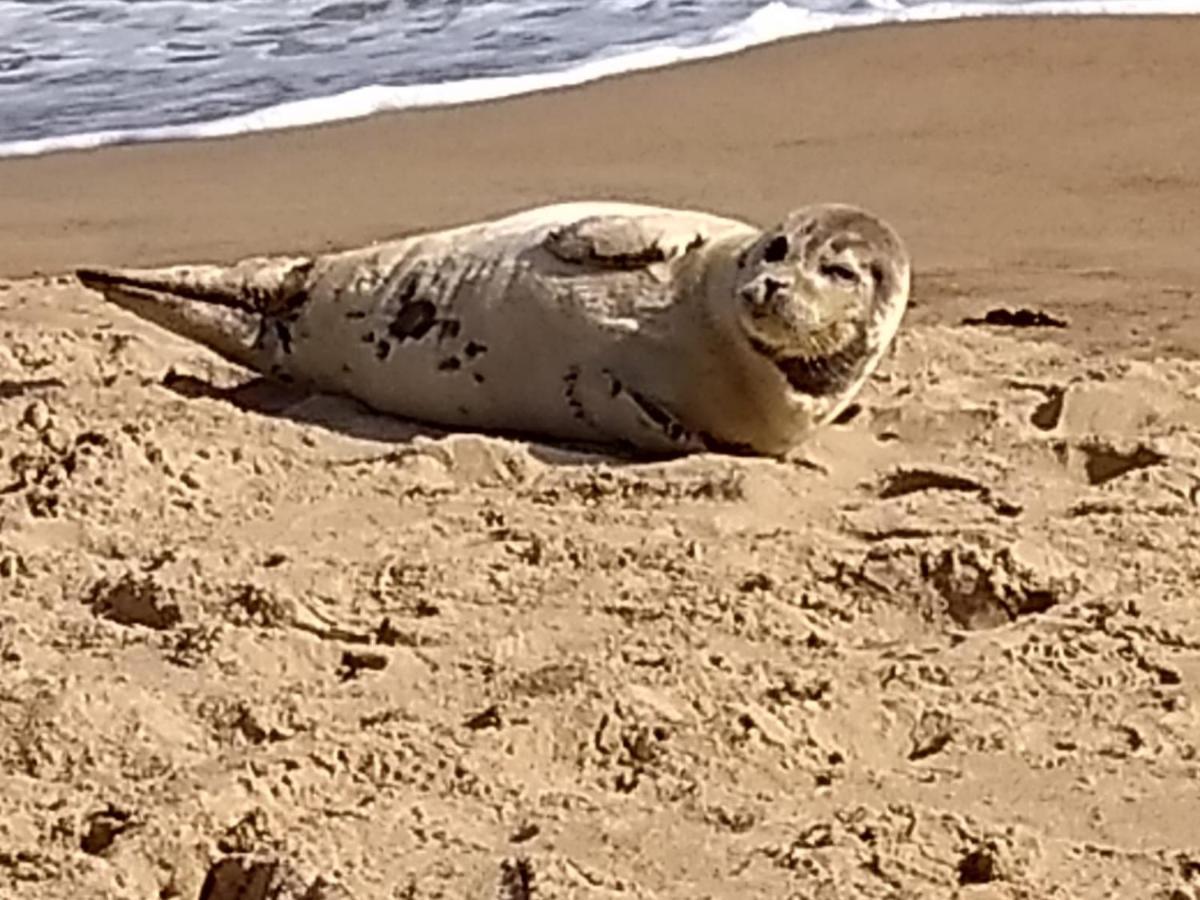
[77,257,312,372]
[543,217,705,271]
[565,366,703,455]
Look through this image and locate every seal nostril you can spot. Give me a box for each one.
[763,277,786,300]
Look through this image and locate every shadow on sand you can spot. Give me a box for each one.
[158,369,660,468]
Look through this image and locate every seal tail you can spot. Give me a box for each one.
[77,257,313,371]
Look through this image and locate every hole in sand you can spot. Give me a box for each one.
[1076,440,1166,486]
[924,546,1059,629]
[1030,387,1065,431]
[844,541,1076,631]
[874,468,1022,517]
[87,573,182,631]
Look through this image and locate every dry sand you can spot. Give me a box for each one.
[1,15,1199,900]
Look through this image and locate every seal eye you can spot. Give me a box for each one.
[820,262,860,285]
[762,235,790,263]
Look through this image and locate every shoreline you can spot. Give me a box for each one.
[2,7,1193,162]
[2,15,1198,356]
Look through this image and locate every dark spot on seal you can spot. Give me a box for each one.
[271,260,314,315]
[389,300,437,343]
[763,235,790,263]
[273,321,293,354]
[464,341,488,358]
[278,373,295,384]
[628,389,688,443]
[601,370,624,398]
[345,310,367,320]
[438,319,461,341]
[341,363,353,374]
[376,340,391,361]
[684,233,706,253]
[361,331,375,344]
[438,356,461,371]
[870,263,885,286]
[395,269,422,305]
[473,373,485,384]
[563,367,586,421]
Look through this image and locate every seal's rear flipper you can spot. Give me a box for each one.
[77,257,312,373]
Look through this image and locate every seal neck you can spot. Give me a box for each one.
[681,232,756,327]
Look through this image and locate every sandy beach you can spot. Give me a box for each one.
[2,15,1200,899]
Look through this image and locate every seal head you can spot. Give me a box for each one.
[733,204,910,418]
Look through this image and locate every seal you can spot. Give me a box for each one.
[76,201,910,456]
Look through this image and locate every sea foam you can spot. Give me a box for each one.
[0,0,1193,159]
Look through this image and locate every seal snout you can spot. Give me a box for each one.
[739,274,790,309]
[740,270,855,334]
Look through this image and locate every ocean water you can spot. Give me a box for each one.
[0,0,1193,157]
